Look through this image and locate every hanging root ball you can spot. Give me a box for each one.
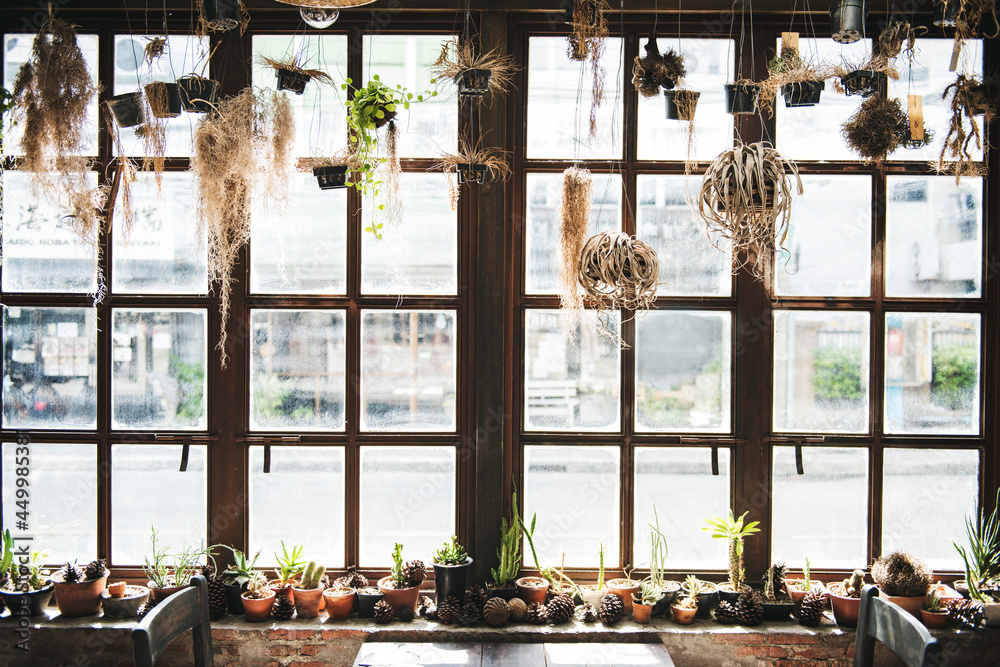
[842,95,908,162]
[577,231,660,319]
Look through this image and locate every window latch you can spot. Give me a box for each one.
[179,440,190,473]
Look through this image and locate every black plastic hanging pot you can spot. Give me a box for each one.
[933,0,960,27]
[433,559,472,606]
[457,163,488,184]
[143,81,182,118]
[665,89,700,121]
[781,80,825,107]
[454,68,492,98]
[177,76,219,113]
[313,165,349,190]
[108,91,145,127]
[841,69,887,97]
[830,0,868,44]
[276,69,310,95]
[724,83,760,115]
[200,0,241,31]
[223,581,247,614]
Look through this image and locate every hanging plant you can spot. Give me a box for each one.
[877,20,924,62]
[698,142,803,281]
[258,55,334,95]
[938,73,1000,181]
[831,53,898,97]
[842,95,909,162]
[566,0,609,139]
[934,0,1000,44]
[559,166,593,313]
[632,31,686,97]
[298,151,361,191]
[102,103,137,242]
[757,44,827,114]
[578,231,660,334]
[197,0,250,36]
[192,88,294,367]
[178,41,222,114]
[432,143,511,184]
[429,37,516,99]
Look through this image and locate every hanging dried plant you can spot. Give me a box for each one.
[429,38,517,97]
[143,36,167,67]
[379,120,403,232]
[877,21,924,61]
[842,95,909,163]
[102,102,136,242]
[196,0,250,36]
[431,142,512,182]
[937,0,1000,42]
[698,142,802,281]
[137,87,168,188]
[757,45,828,115]
[566,0,609,139]
[578,231,660,335]
[938,73,1000,181]
[192,88,294,368]
[559,166,593,313]
[830,54,898,95]
[631,33,686,98]
[296,150,362,172]
[257,55,335,86]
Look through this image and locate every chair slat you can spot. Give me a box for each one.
[854,585,941,667]
[132,575,214,666]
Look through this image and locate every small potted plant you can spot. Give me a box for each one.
[101,584,150,619]
[52,559,109,617]
[758,42,826,112]
[724,80,761,115]
[143,526,216,604]
[785,557,824,607]
[954,489,1000,617]
[271,541,306,602]
[323,585,357,621]
[432,143,511,186]
[921,588,949,629]
[827,569,865,627]
[177,66,219,114]
[871,551,932,618]
[516,508,556,604]
[682,576,718,619]
[377,543,425,613]
[258,54,333,95]
[433,536,472,605]
[0,538,55,617]
[647,508,681,616]
[299,152,360,191]
[831,53,896,98]
[671,576,700,624]
[703,510,761,603]
[429,37,516,99]
[632,580,660,624]
[356,586,384,618]
[605,567,641,616]
[291,560,326,619]
[760,562,795,621]
[241,571,276,622]
[577,542,607,607]
[221,546,261,615]
[665,88,700,121]
[143,80,182,119]
[488,495,521,602]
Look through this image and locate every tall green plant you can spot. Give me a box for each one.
[954,489,1000,602]
[648,505,668,588]
[274,541,306,586]
[491,490,521,588]
[703,510,760,591]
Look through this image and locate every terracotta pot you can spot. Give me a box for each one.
[0,584,55,617]
[270,578,298,602]
[101,585,149,619]
[785,580,824,612]
[882,592,924,619]
[107,581,127,598]
[828,590,861,627]
[53,575,108,617]
[921,609,949,629]
[579,584,605,607]
[633,601,653,624]
[377,576,421,613]
[606,579,640,615]
[515,576,549,606]
[148,580,187,603]
[323,587,356,620]
[292,586,325,619]
[242,591,276,622]
[671,603,698,625]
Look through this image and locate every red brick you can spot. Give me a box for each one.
[268,645,295,656]
[224,646,241,656]
[212,629,241,641]
[713,633,764,644]
[268,629,317,640]
[737,645,788,659]
[767,633,820,645]
[788,647,821,659]
[299,645,322,656]
[775,661,828,667]
[290,663,328,667]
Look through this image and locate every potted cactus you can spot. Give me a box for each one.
[577,542,607,607]
[221,546,260,614]
[871,551,932,619]
[920,588,949,629]
[433,536,472,605]
[671,575,700,624]
[377,543,425,613]
[241,571,276,622]
[0,542,55,617]
[827,569,865,627]
[632,580,660,624]
[270,541,306,602]
[761,562,795,621]
[682,576,718,619]
[291,560,326,619]
[703,510,760,603]
[52,559,109,617]
[488,494,521,601]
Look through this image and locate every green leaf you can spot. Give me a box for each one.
[373,74,380,81]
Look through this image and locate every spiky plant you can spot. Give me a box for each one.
[703,510,761,592]
[871,551,932,598]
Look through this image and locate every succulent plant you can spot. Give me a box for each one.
[299,561,326,590]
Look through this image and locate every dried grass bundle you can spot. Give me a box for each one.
[65,183,111,303]
[631,35,686,98]
[102,102,136,242]
[257,55,334,86]
[871,551,932,598]
[842,95,909,162]
[758,46,828,116]
[192,88,294,367]
[431,143,512,182]
[559,166,593,313]
[578,231,660,334]
[830,55,898,95]
[296,151,361,172]
[938,74,1000,181]
[698,142,802,281]
[430,38,517,96]
[138,87,168,188]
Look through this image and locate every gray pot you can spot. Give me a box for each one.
[101,585,149,618]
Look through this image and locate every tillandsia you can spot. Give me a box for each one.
[577,231,660,341]
[842,94,910,163]
[431,143,512,183]
[937,0,1000,43]
[632,31,686,98]
[938,74,1000,183]
[429,37,517,97]
[876,20,924,62]
[830,54,899,95]
[434,536,469,566]
[558,166,593,315]
[703,510,761,592]
[257,55,335,86]
[196,0,250,36]
[566,0,610,137]
[757,44,828,116]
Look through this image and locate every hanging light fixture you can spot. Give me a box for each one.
[273,0,378,29]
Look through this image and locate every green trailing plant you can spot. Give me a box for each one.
[703,510,761,592]
[871,551,932,598]
[954,489,1000,602]
[222,547,261,587]
[632,580,661,606]
[491,491,522,588]
[648,506,669,588]
[274,541,306,586]
[434,535,469,566]
[298,561,326,590]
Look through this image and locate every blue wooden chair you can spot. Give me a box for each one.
[854,585,941,667]
[132,574,214,666]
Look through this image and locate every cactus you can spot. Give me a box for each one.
[683,574,701,601]
[844,569,864,598]
[803,557,812,592]
[300,561,326,590]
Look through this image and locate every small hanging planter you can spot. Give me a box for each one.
[199,0,243,32]
[841,70,887,97]
[432,144,511,189]
[830,0,868,44]
[724,83,760,115]
[664,89,700,121]
[781,80,825,107]
[313,165,349,189]
[299,153,359,191]
[177,75,219,113]
[454,68,492,98]
[259,55,334,96]
[277,69,309,94]
[108,91,145,127]
[933,1,960,28]
[456,163,488,184]
[143,81,182,118]
[632,31,686,97]
[430,39,516,100]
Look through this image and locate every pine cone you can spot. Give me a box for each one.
[136,599,159,620]
[798,588,828,627]
[949,599,983,629]
[373,600,395,624]
[336,570,369,589]
[418,595,437,619]
[507,597,527,622]
[398,607,415,622]
[525,602,548,625]
[206,574,229,620]
[271,592,295,620]
[60,563,84,584]
[402,560,426,587]
[84,559,107,581]
[577,602,599,623]
[714,600,738,623]
[466,584,489,611]
[598,594,624,624]
[483,597,510,627]
[735,591,764,626]
[437,596,461,624]
[458,601,481,626]
[546,593,575,624]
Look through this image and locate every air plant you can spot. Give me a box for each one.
[143,36,168,67]
[432,142,511,208]
[558,166,593,315]
[429,37,516,97]
[936,0,1000,44]
[632,31,686,97]
[577,231,659,341]
[566,0,610,138]
[757,43,827,115]
[842,94,910,162]
[258,54,335,87]
[938,74,1000,182]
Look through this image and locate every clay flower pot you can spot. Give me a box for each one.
[606,579,641,615]
[101,585,149,619]
[323,587,356,620]
[515,576,549,606]
[107,581,127,598]
[270,578,298,603]
[633,601,653,624]
[921,608,949,629]
[0,583,54,617]
[147,580,186,603]
[242,591,276,622]
[882,592,924,619]
[377,576,421,613]
[828,588,861,627]
[785,580,824,612]
[291,585,325,619]
[671,603,698,625]
[53,575,108,617]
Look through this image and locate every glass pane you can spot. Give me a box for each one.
[2,443,97,564]
[527,36,623,160]
[3,307,97,430]
[361,173,457,295]
[772,447,868,568]
[889,39,983,163]
[524,446,619,568]
[251,173,347,294]
[113,35,209,157]
[525,172,622,294]
[635,311,731,433]
[1,171,99,293]
[250,446,345,568]
[359,446,455,566]
[885,313,980,435]
[773,310,870,433]
[776,38,870,161]
[636,175,731,296]
[113,171,207,294]
[525,310,621,432]
[636,38,733,161]
[364,34,457,158]
[252,35,348,157]
[886,176,982,298]
[111,309,207,430]
[775,175,872,297]
[111,444,207,565]
[4,32,99,156]
[883,448,978,570]
[634,447,730,570]
[250,310,346,431]
[361,310,456,432]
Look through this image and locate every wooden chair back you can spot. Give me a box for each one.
[854,585,941,667]
[132,574,214,667]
